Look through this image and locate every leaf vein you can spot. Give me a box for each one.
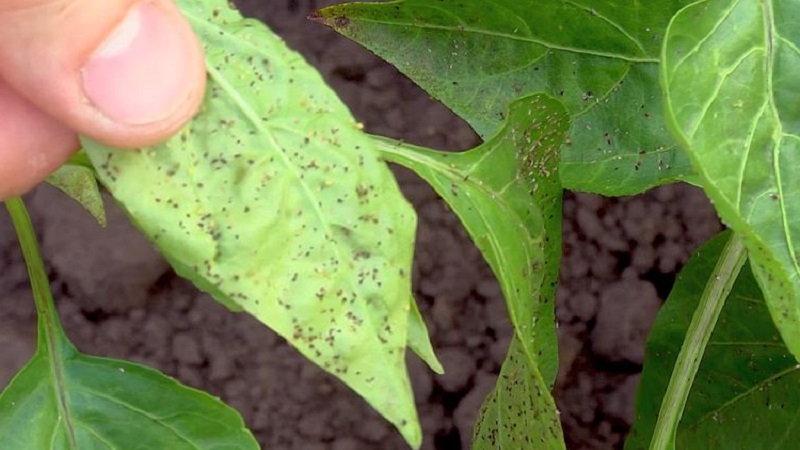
[688,47,762,140]
[562,0,647,55]
[670,0,740,76]
[343,17,657,63]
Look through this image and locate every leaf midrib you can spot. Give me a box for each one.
[71,385,201,449]
[183,12,363,304]
[375,140,543,367]
[339,15,658,63]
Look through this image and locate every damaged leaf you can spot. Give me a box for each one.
[314,0,695,195]
[83,0,429,446]
[374,93,568,446]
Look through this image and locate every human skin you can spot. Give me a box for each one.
[0,0,206,199]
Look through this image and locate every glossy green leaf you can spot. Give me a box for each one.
[662,0,800,359]
[1,197,258,450]
[375,93,568,446]
[626,231,800,449]
[82,1,427,446]
[46,163,106,227]
[313,0,694,195]
[0,350,259,450]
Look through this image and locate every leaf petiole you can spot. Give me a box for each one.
[649,232,747,450]
[4,197,77,448]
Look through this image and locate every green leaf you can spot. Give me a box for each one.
[82,1,425,446]
[1,197,258,450]
[46,163,106,227]
[0,350,259,449]
[313,0,695,195]
[662,0,800,359]
[374,93,568,446]
[626,231,800,449]
[407,298,444,374]
[473,339,565,450]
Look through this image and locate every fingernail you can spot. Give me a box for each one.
[82,2,196,125]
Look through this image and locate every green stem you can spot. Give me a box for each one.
[649,232,747,450]
[4,197,77,448]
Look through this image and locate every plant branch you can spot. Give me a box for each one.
[649,232,747,450]
[4,197,77,448]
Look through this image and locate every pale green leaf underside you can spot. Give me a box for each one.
[46,164,106,227]
[316,0,694,195]
[626,232,800,449]
[662,0,800,359]
[83,1,429,446]
[0,349,258,450]
[407,298,444,374]
[377,94,568,446]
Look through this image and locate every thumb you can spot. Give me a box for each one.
[0,0,206,148]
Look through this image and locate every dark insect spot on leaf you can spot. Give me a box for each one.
[334,15,350,28]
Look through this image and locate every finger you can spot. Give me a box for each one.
[0,0,206,148]
[0,78,77,199]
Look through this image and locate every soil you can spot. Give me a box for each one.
[0,1,723,449]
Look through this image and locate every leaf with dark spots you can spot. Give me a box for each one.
[373,93,568,447]
[81,0,429,447]
[46,155,106,227]
[0,198,257,450]
[314,0,696,195]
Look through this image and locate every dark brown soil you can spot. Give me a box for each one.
[0,1,722,449]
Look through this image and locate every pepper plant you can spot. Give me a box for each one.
[1,0,799,449]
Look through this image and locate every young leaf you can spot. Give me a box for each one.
[313,0,695,195]
[374,93,568,446]
[407,298,444,374]
[82,1,428,446]
[1,198,258,450]
[662,0,800,359]
[46,163,106,227]
[626,231,800,449]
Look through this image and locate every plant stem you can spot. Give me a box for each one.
[4,197,77,447]
[649,232,747,450]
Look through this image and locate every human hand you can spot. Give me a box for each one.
[0,0,206,200]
